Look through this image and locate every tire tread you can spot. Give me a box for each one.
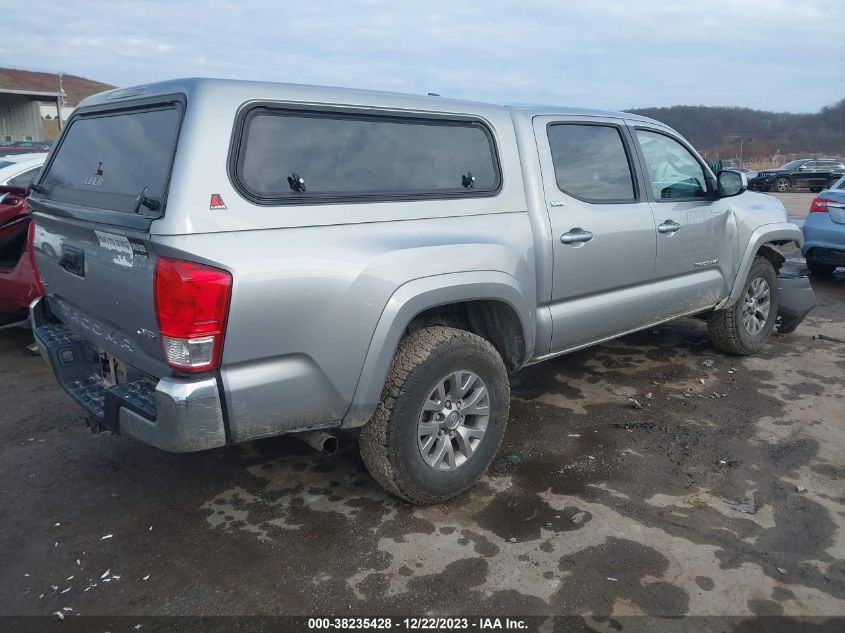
[359,326,507,504]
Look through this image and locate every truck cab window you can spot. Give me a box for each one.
[546,123,635,203]
[636,129,708,200]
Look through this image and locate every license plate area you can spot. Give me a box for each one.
[99,350,127,387]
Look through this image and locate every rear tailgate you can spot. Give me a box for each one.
[28,96,184,378]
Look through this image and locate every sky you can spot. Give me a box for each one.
[1,0,843,113]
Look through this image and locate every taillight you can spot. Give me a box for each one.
[154,257,232,373]
[810,197,833,213]
[27,219,45,296]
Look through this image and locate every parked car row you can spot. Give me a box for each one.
[0,140,52,154]
[749,158,845,193]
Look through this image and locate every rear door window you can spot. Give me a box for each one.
[39,105,182,214]
[233,108,500,203]
[546,123,636,202]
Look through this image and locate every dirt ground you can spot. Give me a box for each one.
[1,264,843,622]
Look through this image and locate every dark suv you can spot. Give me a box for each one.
[750,159,845,193]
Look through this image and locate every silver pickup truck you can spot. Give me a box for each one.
[28,78,816,504]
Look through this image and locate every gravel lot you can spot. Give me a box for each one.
[1,263,843,621]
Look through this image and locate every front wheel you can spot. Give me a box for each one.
[359,326,510,504]
[774,177,791,193]
[707,257,780,355]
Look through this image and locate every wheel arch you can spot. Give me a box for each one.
[715,222,803,309]
[341,271,533,428]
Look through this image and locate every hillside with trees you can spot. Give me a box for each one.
[627,99,845,164]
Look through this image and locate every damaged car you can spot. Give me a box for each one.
[28,79,817,503]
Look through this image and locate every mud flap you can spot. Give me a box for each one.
[777,274,817,334]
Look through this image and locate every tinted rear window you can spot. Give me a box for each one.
[40,106,181,213]
[234,109,500,202]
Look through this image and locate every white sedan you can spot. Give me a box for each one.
[0,153,47,188]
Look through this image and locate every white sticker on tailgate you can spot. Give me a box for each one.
[95,230,134,268]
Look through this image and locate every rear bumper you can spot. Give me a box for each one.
[776,274,817,334]
[30,297,227,452]
[802,246,845,266]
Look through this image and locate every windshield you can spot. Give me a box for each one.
[833,175,845,190]
[39,105,181,214]
[778,160,805,170]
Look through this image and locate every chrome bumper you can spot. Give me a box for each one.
[30,297,227,452]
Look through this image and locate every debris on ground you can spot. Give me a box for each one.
[508,537,517,543]
[567,433,580,438]
[53,612,64,620]
[727,494,757,514]
[503,451,525,465]
[571,512,587,525]
[813,334,845,344]
[143,575,150,581]
[698,378,706,384]
[101,534,113,540]
[612,421,656,430]
[701,359,715,368]
[607,577,618,582]
[777,567,787,575]
[645,392,654,399]
[796,485,807,492]
[627,397,643,410]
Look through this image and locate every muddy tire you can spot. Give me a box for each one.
[807,259,835,277]
[707,257,780,356]
[359,326,509,505]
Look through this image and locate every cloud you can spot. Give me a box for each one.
[2,0,843,111]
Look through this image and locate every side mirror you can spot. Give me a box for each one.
[717,169,747,198]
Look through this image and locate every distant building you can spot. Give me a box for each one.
[0,67,113,142]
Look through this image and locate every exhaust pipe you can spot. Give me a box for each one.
[292,430,339,455]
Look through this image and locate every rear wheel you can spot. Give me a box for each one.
[774,177,791,193]
[359,326,509,504]
[807,259,836,277]
[707,257,779,355]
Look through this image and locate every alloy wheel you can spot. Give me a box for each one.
[417,370,489,471]
[743,277,771,335]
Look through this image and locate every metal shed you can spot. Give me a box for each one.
[0,88,63,143]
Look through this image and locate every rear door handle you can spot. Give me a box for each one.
[560,228,594,244]
[658,220,681,234]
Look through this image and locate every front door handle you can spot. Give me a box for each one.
[657,220,681,234]
[560,228,594,244]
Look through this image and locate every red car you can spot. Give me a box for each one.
[0,185,42,324]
